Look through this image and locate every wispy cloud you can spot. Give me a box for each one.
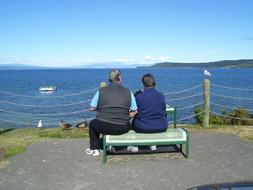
[105,58,135,64]
[0,57,42,65]
[1,56,171,67]
[144,56,170,63]
[241,36,253,41]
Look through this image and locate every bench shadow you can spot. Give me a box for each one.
[107,145,182,155]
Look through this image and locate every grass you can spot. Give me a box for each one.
[181,124,253,142]
[0,127,88,168]
[38,128,89,138]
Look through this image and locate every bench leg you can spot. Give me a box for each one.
[103,137,107,163]
[186,140,189,159]
[103,145,107,163]
[180,144,183,152]
[174,109,177,128]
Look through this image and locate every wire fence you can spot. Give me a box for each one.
[0,99,92,108]
[209,82,253,124]
[0,87,97,128]
[210,111,253,121]
[164,84,202,96]
[212,83,253,91]
[1,81,253,128]
[0,87,98,98]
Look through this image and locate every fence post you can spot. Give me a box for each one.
[203,79,210,127]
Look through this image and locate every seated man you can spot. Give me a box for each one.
[131,74,168,151]
[87,69,137,156]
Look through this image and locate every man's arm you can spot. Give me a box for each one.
[129,92,138,117]
[89,91,99,111]
[89,107,96,111]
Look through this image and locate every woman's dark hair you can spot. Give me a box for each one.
[142,73,156,88]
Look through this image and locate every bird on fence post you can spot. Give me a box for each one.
[37,120,43,129]
[204,70,211,78]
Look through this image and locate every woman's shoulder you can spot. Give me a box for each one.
[153,88,164,96]
[134,90,143,97]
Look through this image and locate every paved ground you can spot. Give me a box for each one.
[0,131,253,190]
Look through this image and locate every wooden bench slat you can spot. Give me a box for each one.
[166,105,175,112]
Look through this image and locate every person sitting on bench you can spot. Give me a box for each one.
[130,73,167,152]
[87,69,138,157]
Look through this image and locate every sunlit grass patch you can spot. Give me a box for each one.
[38,128,88,138]
[4,146,26,158]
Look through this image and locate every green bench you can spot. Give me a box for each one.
[165,104,177,128]
[102,104,189,163]
[103,128,189,163]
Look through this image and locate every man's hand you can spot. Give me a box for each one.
[89,107,96,111]
[129,111,137,118]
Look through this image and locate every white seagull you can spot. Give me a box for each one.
[38,120,43,128]
[204,70,211,77]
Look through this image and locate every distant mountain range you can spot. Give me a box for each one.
[0,62,150,70]
[0,63,145,70]
[1,59,253,70]
[0,64,47,70]
[148,59,253,68]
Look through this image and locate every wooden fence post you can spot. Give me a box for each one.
[203,79,210,127]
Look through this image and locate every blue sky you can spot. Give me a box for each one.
[0,0,253,67]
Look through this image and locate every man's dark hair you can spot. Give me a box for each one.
[142,73,156,88]
[109,69,121,83]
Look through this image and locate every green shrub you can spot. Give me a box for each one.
[194,106,253,125]
[228,108,252,125]
[194,106,203,124]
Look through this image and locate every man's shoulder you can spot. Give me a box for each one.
[100,84,130,93]
[114,84,130,93]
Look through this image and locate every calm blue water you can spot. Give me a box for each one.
[0,68,253,128]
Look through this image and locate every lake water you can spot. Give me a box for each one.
[0,68,253,128]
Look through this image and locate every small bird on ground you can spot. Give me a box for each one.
[75,120,88,130]
[37,120,43,129]
[59,120,72,130]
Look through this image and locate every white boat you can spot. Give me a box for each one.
[39,86,57,92]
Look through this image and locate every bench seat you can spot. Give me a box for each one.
[105,128,187,144]
[103,128,189,163]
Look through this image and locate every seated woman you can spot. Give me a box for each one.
[134,73,167,132]
[131,74,167,151]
